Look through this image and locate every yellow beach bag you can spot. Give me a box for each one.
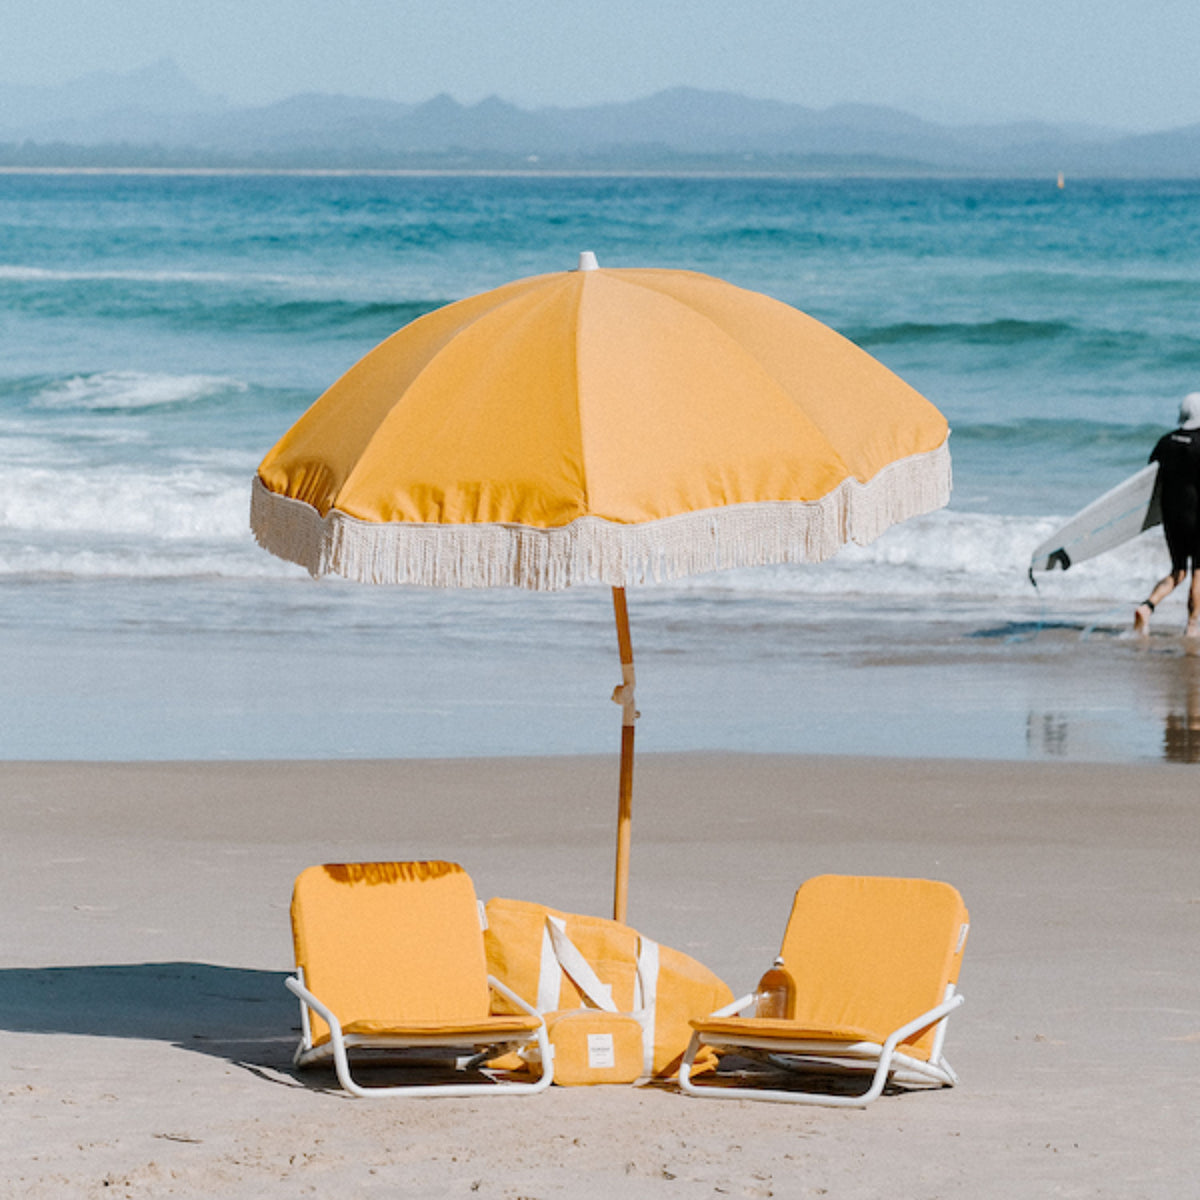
[484,898,733,1084]
[530,1009,647,1086]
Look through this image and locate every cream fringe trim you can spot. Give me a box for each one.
[250,439,950,591]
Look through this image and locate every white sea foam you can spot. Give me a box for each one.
[31,370,248,411]
[0,263,403,299]
[0,542,298,580]
[0,464,250,540]
[0,263,300,286]
[675,509,1170,605]
[0,482,1175,602]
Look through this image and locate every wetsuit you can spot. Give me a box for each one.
[1150,426,1200,570]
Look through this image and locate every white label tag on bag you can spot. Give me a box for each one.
[586,1033,615,1069]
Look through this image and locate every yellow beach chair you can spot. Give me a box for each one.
[680,875,969,1108]
[286,861,553,1097]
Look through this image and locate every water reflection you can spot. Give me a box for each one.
[1162,645,1200,763]
[1025,641,1200,763]
[1026,711,1069,757]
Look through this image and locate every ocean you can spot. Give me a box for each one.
[3,171,1200,763]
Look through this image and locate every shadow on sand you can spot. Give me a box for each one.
[0,965,937,1099]
[0,962,298,1073]
[966,619,1127,642]
[0,961,521,1092]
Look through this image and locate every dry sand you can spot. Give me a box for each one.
[1,752,1196,1198]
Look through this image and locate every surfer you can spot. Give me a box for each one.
[1135,393,1200,636]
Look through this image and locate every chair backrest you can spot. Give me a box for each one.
[779,875,969,1057]
[291,862,491,1038]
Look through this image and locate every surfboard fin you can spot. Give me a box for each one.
[1029,548,1069,587]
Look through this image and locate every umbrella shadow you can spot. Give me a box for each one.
[0,961,299,1076]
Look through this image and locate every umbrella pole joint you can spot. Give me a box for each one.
[611,586,638,724]
[611,663,640,726]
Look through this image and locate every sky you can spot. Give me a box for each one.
[4,0,1200,132]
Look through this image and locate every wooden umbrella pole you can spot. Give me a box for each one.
[611,586,638,924]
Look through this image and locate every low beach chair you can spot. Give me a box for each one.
[679,875,969,1108]
[286,861,553,1097]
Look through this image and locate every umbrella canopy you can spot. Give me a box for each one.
[252,254,951,920]
[253,255,948,590]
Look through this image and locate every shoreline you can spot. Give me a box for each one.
[6,594,1200,764]
[2,752,1195,1195]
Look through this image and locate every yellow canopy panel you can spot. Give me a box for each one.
[253,264,950,589]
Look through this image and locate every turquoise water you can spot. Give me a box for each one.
[3,172,1200,761]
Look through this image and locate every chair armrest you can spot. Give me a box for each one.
[285,973,347,1044]
[880,992,965,1057]
[706,992,756,1020]
[488,974,546,1025]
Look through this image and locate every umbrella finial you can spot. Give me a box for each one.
[578,251,599,271]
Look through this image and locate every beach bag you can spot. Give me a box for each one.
[531,1010,647,1087]
[484,898,733,1084]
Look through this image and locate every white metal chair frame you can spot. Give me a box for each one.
[286,967,555,1098]
[679,984,964,1109]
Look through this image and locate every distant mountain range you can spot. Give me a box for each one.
[3,58,1200,175]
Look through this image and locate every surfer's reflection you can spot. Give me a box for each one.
[1026,711,1069,757]
[1162,645,1200,763]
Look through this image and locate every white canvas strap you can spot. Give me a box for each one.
[634,935,659,1077]
[538,915,662,1081]
[536,916,565,1012]
[545,918,617,1012]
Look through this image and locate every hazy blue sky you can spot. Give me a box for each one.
[5,0,1200,131]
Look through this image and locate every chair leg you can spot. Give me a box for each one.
[285,975,555,1098]
[679,996,964,1108]
[680,1032,890,1108]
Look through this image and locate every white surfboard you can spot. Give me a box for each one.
[1030,463,1162,574]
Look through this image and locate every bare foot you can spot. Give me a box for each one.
[1134,604,1153,635]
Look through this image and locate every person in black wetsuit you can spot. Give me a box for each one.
[1135,393,1200,636]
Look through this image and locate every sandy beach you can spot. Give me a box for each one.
[1,751,1196,1198]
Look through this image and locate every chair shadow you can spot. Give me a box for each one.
[0,962,532,1093]
[700,1053,892,1100]
[0,962,299,1074]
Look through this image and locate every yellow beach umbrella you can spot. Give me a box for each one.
[252,253,950,922]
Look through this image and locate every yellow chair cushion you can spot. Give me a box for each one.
[694,875,969,1062]
[340,1014,541,1041]
[291,861,493,1046]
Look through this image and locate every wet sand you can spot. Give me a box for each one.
[1,753,1196,1197]
[9,594,1200,767]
